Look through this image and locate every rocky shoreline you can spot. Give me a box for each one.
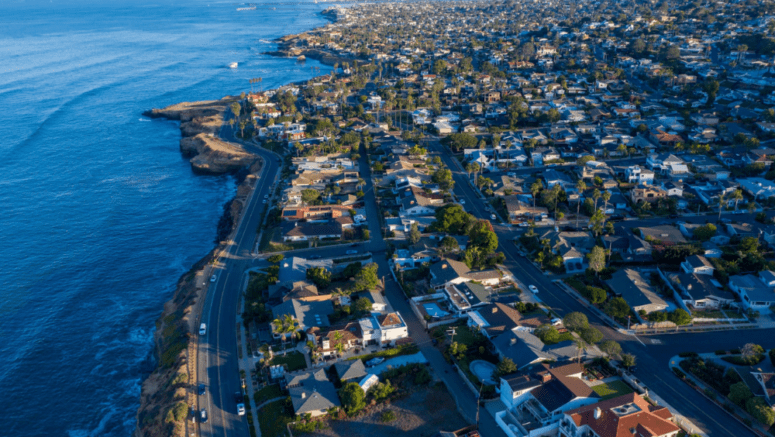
[143,98,257,175]
[134,98,262,437]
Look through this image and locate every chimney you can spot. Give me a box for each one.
[510,337,517,346]
[492,307,498,314]
[442,263,448,269]
[301,392,306,399]
[594,407,602,420]
[541,373,552,383]
[687,284,692,290]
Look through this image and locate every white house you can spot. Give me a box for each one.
[625,165,655,185]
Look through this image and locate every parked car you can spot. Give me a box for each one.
[309,255,321,260]
[346,250,358,255]
[200,409,208,423]
[199,323,207,336]
[234,391,243,403]
[490,214,497,220]
[609,215,624,222]
[237,404,245,416]
[528,285,539,293]
[365,357,385,367]
[210,274,217,282]
[262,199,267,204]
[459,199,465,204]
[550,318,562,326]
[198,383,206,395]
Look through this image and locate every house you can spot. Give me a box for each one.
[739,178,775,201]
[334,359,367,382]
[282,220,343,242]
[429,258,503,289]
[681,255,715,276]
[728,275,775,310]
[499,363,599,426]
[559,392,680,437]
[281,205,352,221]
[466,302,550,339]
[376,312,409,346]
[668,272,735,310]
[504,196,549,223]
[625,165,655,185]
[443,281,494,313]
[271,299,334,339]
[492,329,600,371]
[284,369,341,417]
[538,230,596,273]
[351,290,388,313]
[313,321,363,357]
[630,185,667,204]
[605,269,668,316]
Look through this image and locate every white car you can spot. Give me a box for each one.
[551,318,562,326]
[210,274,217,282]
[199,323,207,336]
[237,404,246,416]
[528,285,539,293]
[459,199,465,205]
[262,199,267,204]
[490,214,497,220]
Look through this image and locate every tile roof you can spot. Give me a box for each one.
[566,392,679,437]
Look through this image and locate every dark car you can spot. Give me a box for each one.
[308,255,321,260]
[198,383,206,395]
[609,215,624,222]
[668,214,678,219]
[234,391,243,403]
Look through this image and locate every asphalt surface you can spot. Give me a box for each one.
[196,122,280,437]
[426,138,765,437]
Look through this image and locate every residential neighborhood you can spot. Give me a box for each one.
[199,0,775,436]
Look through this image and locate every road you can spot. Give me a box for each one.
[196,122,281,437]
[427,138,764,437]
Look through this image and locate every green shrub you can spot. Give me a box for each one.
[722,355,764,366]
[715,350,727,355]
[380,410,397,423]
[678,352,699,358]
[672,367,686,379]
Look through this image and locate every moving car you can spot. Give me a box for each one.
[262,199,267,204]
[210,274,217,282]
[198,383,206,395]
[346,250,358,255]
[199,323,207,336]
[365,357,385,367]
[308,255,321,260]
[490,214,497,220]
[264,194,269,199]
[235,391,243,403]
[237,404,245,416]
[459,199,465,204]
[200,409,208,423]
[528,285,539,293]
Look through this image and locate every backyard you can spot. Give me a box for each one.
[305,383,468,437]
[257,397,295,437]
[254,383,284,405]
[269,351,307,372]
[591,380,634,400]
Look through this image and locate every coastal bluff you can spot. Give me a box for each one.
[143,98,255,175]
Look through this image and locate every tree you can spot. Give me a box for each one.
[747,397,775,426]
[432,168,455,192]
[587,246,606,276]
[581,327,603,344]
[692,223,717,241]
[605,297,631,319]
[407,222,422,244]
[530,180,544,209]
[431,204,475,235]
[439,235,460,254]
[535,324,560,344]
[494,357,518,378]
[468,220,499,255]
[667,309,692,326]
[742,343,764,360]
[272,314,300,352]
[587,286,607,304]
[301,189,321,204]
[621,353,636,369]
[351,297,373,314]
[563,312,589,332]
[306,266,331,288]
[729,381,754,407]
[353,263,379,291]
[441,133,477,152]
[717,193,727,222]
[600,340,622,358]
[230,102,242,120]
[466,162,480,180]
[340,382,366,415]
[732,189,744,211]
[575,180,587,228]
[267,254,284,264]
[631,38,646,53]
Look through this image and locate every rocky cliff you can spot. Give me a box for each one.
[143,97,256,175]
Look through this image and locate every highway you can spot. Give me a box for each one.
[425,138,767,437]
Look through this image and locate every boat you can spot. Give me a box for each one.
[237,6,256,11]
[229,62,238,69]
[297,55,306,62]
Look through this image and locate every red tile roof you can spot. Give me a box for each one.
[566,392,679,437]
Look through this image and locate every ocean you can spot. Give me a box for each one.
[0,1,328,436]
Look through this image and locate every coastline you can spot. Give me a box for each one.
[134,101,262,437]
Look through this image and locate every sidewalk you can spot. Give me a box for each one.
[238,288,262,436]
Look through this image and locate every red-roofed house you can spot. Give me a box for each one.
[559,392,680,437]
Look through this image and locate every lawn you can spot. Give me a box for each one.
[254,383,284,406]
[258,397,294,437]
[259,228,308,253]
[591,380,634,400]
[270,351,307,372]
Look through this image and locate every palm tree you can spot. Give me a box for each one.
[357,178,366,191]
[531,180,544,209]
[592,189,601,211]
[575,180,586,228]
[332,331,345,356]
[732,189,743,211]
[718,192,727,221]
[272,314,300,354]
[602,191,611,215]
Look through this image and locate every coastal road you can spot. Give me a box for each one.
[428,139,765,436]
[196,123,281,437]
